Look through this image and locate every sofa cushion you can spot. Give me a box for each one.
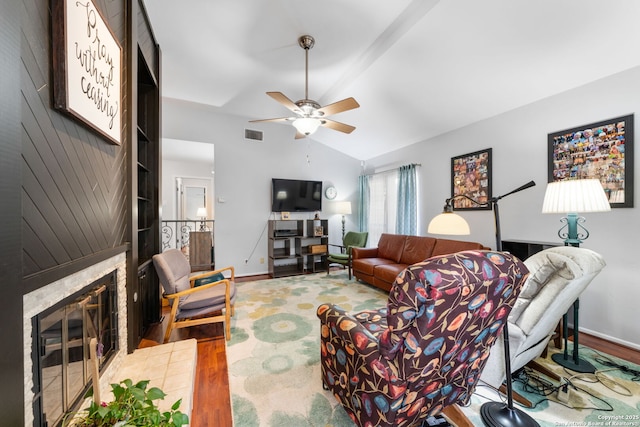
[352,257,395,276]
[432,238,486,257]
[180,281,237,312]
[400,235,437,265]
[377,233,406,263]
[178,282,237,319]
[373,263,407,285]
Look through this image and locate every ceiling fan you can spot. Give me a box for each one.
[250,35,360,139]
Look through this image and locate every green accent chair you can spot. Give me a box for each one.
[327,231,368,279]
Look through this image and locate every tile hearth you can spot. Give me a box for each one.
[92,339,197,418]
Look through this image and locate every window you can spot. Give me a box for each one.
[367,172,398,247]
[361,164,419,245]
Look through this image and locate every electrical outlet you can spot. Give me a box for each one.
[260,257,264,264]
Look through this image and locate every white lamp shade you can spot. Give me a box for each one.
[292,117,321,135]
[196,207,207,218]
[542,179,611,214]
[334,201,352,215]
[427,212,471,235]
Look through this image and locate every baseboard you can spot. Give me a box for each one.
[579,327,640,351]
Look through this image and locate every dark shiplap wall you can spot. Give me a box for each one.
[21,0,128,288]
[1,0,24,424]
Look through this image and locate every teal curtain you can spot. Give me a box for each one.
[358,175,369,233]
[396,164,417,235]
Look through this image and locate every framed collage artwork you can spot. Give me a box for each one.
[451,148,492,210]
[548,114,634,208]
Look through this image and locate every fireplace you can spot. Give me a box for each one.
[23,253,128,426]
[32,271,117,426]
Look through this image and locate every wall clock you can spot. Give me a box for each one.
[325,186,337,200]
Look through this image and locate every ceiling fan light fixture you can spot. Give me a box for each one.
[249,35,359,137]
[292,117,321,135]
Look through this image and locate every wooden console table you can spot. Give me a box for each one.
[189,231,213,272]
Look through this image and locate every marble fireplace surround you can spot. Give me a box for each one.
[22,253,197,425]
[22,253,128,425]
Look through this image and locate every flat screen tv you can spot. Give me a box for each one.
[271,178,322,212]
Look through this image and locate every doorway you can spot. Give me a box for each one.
[177,177,213,221]
[161,138,215,267]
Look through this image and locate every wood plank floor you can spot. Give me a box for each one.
[139,275,640,427]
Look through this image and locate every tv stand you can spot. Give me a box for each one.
[268,219,329,278]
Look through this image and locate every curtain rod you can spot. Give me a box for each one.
[363,163,421,177]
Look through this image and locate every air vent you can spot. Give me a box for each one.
[245,129,263,141]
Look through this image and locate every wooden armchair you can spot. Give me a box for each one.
[153,249,236,343]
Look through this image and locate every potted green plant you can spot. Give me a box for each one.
[64,379,189,426]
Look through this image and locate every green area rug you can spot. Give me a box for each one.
[227,272,640,426]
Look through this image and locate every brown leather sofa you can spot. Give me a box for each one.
[352,233,490,291]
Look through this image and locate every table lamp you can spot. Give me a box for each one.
[542,179,610,373]
[542,179,611,246]
[334,201,352,240]
[196,207,207,231]
[429,180,539,427]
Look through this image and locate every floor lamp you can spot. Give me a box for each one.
[428,180,538,427]
[334,201,352,240]
[542,179,610,373]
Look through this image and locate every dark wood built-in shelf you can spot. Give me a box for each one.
[128,0,162,352]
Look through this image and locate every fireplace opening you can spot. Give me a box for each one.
[32,271,118,427]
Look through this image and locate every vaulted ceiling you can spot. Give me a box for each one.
[144,0,640,161]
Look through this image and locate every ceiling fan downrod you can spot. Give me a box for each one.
[298,35,315,102]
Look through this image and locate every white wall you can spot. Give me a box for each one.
[364,66,640,349]
[161,99,362,277]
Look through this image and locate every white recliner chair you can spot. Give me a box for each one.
[480,245,606,389]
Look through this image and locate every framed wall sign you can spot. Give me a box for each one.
[451,148,492,210]
[548,114,634,208]
[52,0,122,145]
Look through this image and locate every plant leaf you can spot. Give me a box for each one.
[173,412,189,427]
[134,379,150,390]
[147,387,167,401]
[130,387,146,401]
[171,399,183,411]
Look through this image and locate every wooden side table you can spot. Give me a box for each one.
[189,231,212,272]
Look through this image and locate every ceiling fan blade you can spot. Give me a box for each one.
[267,92,302,114]
[248,117,291,123]
[317,97,360,117]
[320,119,356,134]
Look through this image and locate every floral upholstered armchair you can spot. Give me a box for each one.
[317,250,529,427]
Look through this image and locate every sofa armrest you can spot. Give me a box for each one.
[352,247,378,259]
